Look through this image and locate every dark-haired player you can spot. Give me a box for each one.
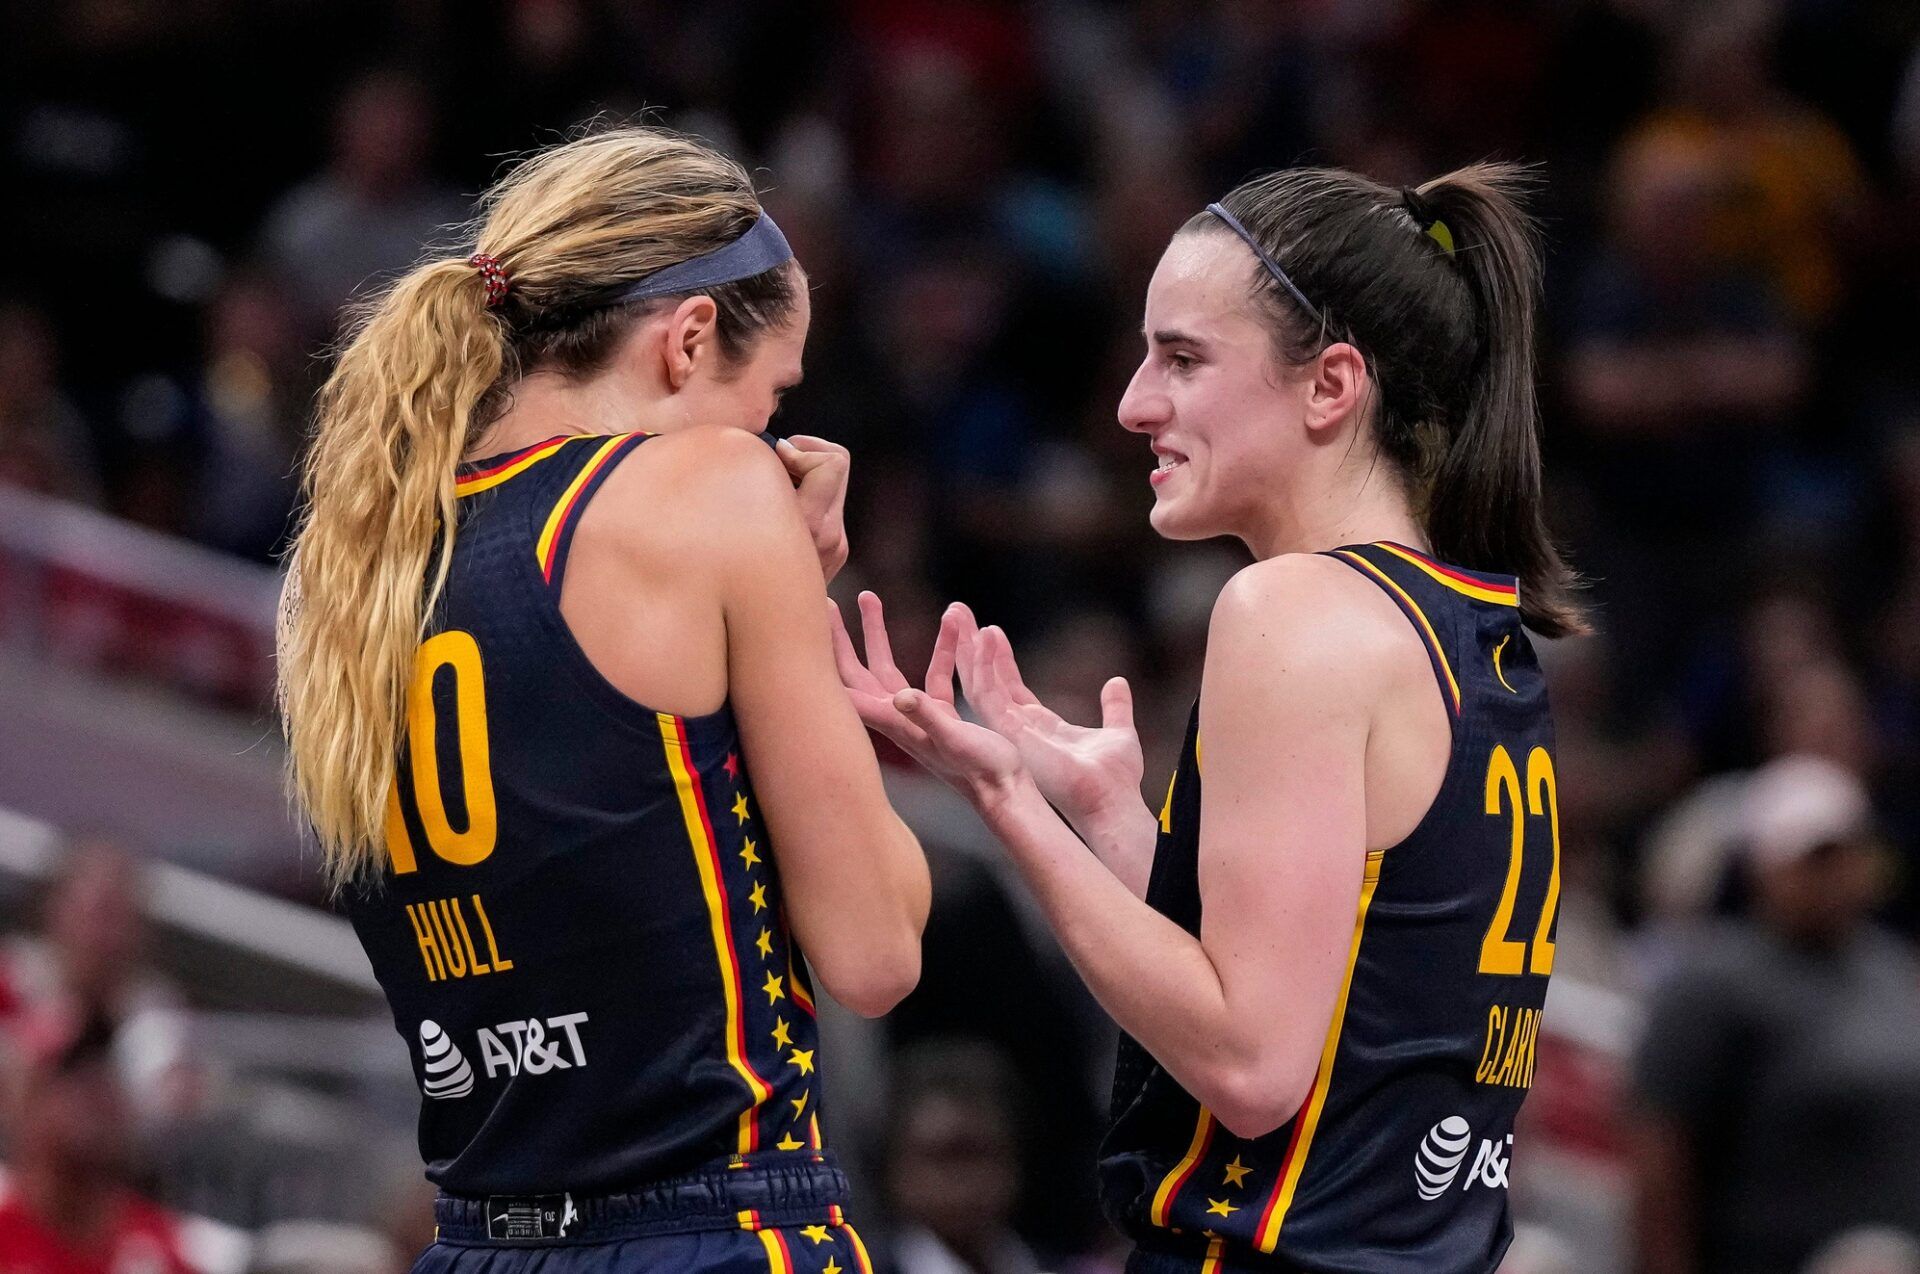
[839,164,1577,1272]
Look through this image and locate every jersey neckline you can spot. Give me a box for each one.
[459,434,578,476]
[1351,541,1520,606]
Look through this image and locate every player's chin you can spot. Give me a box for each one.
[1147,489,1215,542]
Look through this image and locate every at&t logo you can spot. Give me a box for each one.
[1414,1117,1512,1200]
[417,1020,476,1100]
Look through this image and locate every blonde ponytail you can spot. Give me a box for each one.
[279,259,505,886]
[277,125,799,888]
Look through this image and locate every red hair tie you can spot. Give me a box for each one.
[467,254,510,308]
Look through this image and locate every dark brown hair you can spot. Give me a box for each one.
[1186,162,1587,637]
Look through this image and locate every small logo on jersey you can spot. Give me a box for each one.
[1414,1116,1474,1200]
[417,1019,475,1100]
[485,1193,574,1240]
[477,1011,589,1079]
[1492,634,1517,694]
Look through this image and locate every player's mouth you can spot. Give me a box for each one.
[1149,445,1188,488]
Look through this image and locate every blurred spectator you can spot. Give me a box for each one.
[0,839,198,1135]
[0,1015,195,1274]
[258,68,466,332]
[0,302,100,505]
[1563,127,1807,460]
[886,851,1105,1257]
[1630,755,1920,1274]
[187,269,313,562]
[880,1038,1046,1274]
[1632,3,1870,326]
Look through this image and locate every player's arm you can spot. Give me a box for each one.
[892,556,1377,1137]
[684,431,931,1016]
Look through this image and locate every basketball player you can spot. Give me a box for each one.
[836,164,1583,1272]
[277,127,928,1273]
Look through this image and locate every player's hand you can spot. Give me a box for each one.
[776,435,850,583]
[830,593,1023,803]
[949,604,1148,838]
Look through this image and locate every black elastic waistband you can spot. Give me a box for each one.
[433,1156,851,1245]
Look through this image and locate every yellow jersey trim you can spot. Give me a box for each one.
[1374,542,1519,607]
[1254,849,1386,1251]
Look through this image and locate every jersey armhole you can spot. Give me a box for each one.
[531,432,652,591]
[1322,549,1462,720]
[514,432,733,743]
[1320,548,1473,863]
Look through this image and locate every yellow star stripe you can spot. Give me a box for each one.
[756,928,774,958]
[771,1017,793,1048]
[749,882,768,913]
[777,1133,806,1151]
[1206,1198,1239,1217]
[1223,1156,1251,1188]
[792,1091,809,1118]
[731,792,751,824]
[788,1048,815,1075]
[762,971,785,1004]
[823,1261,843,1274]
[740,837,760,868]
[800,1224,833,1244]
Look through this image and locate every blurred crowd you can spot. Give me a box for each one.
[6,0,1920,1271]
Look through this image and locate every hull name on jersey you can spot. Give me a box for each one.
[1474,1003,1541,1089]
[478,1012,589,1078]
[405,894,515,982]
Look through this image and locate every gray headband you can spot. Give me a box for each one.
[615,212,793,303]
[1204,202,1325,328]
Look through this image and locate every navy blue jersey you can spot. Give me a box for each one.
[344,433,837,1199]
[1100,542,1558,1274]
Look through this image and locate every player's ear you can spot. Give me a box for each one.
[1303,341,1368,439]
[662,294,720,391]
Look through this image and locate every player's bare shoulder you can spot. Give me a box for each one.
[586,426,799,561]
[1208,552,1422,697]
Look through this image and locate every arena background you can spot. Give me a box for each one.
[3,1,1920,1271]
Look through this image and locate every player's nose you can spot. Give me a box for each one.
[1117,361,1170,434]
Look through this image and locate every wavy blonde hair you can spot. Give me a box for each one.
[278,126,798,888]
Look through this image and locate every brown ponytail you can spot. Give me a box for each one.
[278,126,800,887]
[1414,165,1586,637]
[1185,162,1589,637]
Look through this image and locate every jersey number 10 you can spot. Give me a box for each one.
[1479,745,1561,977]
[386,630,498,873]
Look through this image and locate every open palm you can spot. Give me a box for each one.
[949,604,1145,828]
[829,592,1022,798]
